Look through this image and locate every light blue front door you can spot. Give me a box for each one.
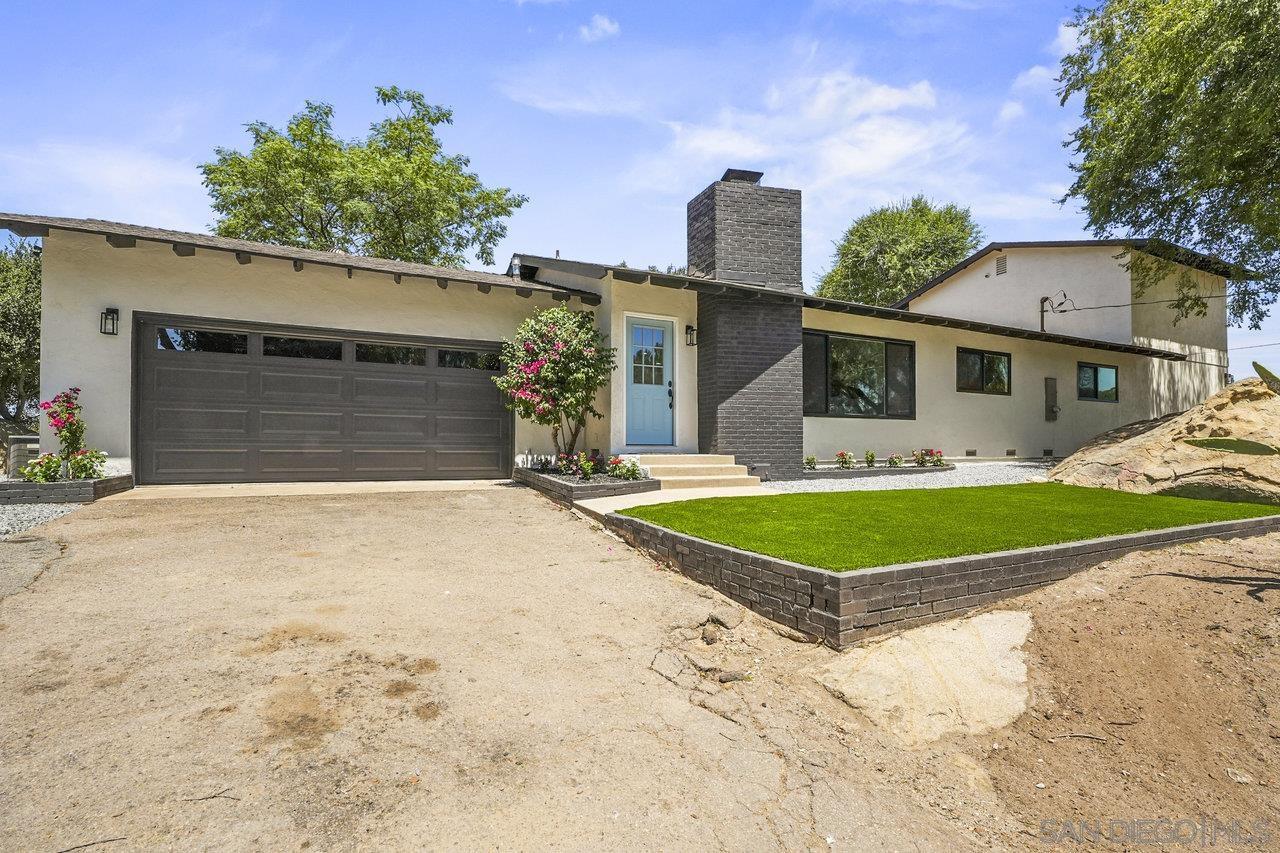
[625,317,674,445]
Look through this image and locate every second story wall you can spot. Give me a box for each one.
[1131,260,1228,370]
[906,246,1134,344]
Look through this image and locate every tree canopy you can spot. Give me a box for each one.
[1060,0,1280,328]
[816,196,984,306]
[0,237,40,429]
[201,86,527,267]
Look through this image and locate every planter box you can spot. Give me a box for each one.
[513,467,660,507]
[604,511,1280,649]
[0,474,134,505]
[796,464,956,480]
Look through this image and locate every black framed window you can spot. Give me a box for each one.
[156,327,247,354]
[956,348,1011,395]
[1077,362,1118,402]
[262,336,343,360]
[355,342,427,366]
[802,331,915,419]
[438,348,501,370]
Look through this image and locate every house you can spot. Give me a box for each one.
[1,169,1235,485]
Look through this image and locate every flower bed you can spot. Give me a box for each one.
[797,463,956,480]
[513,467,659,507]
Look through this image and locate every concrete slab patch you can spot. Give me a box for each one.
[814,610,1033,748]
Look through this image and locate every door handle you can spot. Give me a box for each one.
[668,380,673,409]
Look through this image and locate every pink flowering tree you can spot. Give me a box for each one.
[24,387,106,481]
[493,306,615,457]
[40,387,87,457]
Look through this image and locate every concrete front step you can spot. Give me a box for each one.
[643,463,749,478]
[625,454,736,466]
[657,474,762,489]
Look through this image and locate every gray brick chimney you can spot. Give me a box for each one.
[689,169,805,479]
[686,168,802,292]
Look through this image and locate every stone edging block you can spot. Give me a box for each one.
[0,474,134,505]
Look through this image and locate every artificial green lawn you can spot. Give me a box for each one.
[619,483,1279,572]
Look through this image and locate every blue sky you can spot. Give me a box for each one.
[1,0,1273,373]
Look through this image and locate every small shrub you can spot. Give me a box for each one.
[67,448,107,480]
[20,452,62,483]
[607,456,645,480]
[577,451,595,481]
[803,455,817,471]
[887,453,904,468]
[864,450,876,468]
[834,450,854,470]
[913,448,945,467]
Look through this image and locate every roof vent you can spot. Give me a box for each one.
[995,255,1008,276]
[720,168,764,184]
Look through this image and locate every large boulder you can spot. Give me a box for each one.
[1050,378,1280,504]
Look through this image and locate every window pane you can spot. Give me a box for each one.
[355,343,427,366]
[802,333,827,414]
[956,350,983,391]
[1097,366,1117,401]
[886,342,914,416]
[1077,364,1097,398]
[983,353,1010,394]
[263,336,342,360]
[156,327,247,354]
[437,349,501,370]
[828,337,885,416]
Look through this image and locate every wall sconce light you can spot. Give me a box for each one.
[685,324,697,346]
[100,307,119,336]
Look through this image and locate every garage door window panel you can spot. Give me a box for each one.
[356,343,428,366]
[437,348,501,370]
[156,327,248,354]
[263,336,343,360]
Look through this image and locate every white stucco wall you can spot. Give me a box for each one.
[1130,261,1228,383]
[40,230,570,464]
[801,307,1218,461]
[907,246,1135,343]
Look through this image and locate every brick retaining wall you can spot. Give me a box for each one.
[0,475,134,505]
[605,512,1280,649]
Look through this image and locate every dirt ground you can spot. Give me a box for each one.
[1,485,1278,851]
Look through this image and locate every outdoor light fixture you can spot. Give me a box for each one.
[685,324,697,346]
[99,307,119,336]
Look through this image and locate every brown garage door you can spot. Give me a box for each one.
[134,316,512,484]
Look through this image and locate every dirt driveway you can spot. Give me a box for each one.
[0,486,983,852]
[6,486,1277,852]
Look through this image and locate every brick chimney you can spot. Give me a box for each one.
[686,168,802,292]
[689,169,805,479]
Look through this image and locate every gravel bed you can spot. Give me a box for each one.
[1,504,80,538]
[765,461,1054,493]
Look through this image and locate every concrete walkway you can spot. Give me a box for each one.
[576,484,773,521]
[103,479,512,501]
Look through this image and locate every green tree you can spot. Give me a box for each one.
[816,196,983,306]
[493,306,616,457]
[1060,0,1280,328]
[0,237,40,429]
[201,86,527,267]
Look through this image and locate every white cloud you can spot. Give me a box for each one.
[1049,21,1080,57]
[996,99,1025,126]
[578,14,620,42]
[1012,64,1055,94]
[0,142,209,231]
[618,69,964,204]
